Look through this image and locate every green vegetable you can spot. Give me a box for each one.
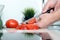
[0,19,4,29]
[0,33,3,37]
[0,17,4,40]
[23,8,35,20]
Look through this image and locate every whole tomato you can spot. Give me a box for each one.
[6,19,19,28]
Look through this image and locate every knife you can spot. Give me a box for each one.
[22,8,54,24]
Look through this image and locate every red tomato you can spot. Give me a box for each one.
[28,18,36,24]
[26,24,39,30]
[16,23,39,30]
[32,24,39,30]
[26,24,33,30]
[6,19,18,28]
[16,24,27,30]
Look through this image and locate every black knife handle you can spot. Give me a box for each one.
[45,8,54,13]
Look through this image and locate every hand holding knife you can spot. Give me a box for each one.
[22,8,54,24]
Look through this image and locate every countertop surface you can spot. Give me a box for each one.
[0,28,60,40]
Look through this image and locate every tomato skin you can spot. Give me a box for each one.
[26,24,33,30]
[16,24,39,30]
[16,22,39,30]
[28,18,36,24]
[26,24,39,30]
[32,24,39,30]
[16,24,28,30]
[6,19,18,28]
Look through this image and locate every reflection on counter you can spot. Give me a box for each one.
[1,33,42,40]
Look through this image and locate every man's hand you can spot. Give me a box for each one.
[36,13,58,28]
[42,0,60,13]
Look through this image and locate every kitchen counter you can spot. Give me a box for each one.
[0,27,60,40]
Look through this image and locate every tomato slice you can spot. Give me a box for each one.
[26,24,33,30]
[16,23,39,30]
[16,24,27,30]
[26,24,39,30]
[32,24,39,30]
[28,18,36,24]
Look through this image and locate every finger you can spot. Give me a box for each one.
[50,10,54,13]
[55,1,60,11]
[42,0,57,13]
[42,0,55,13]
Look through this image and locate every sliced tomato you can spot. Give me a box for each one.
[28,18,36,24]
[16,23,39,30]
[32,24,39,30]
[16,24,27,30]
[26,24,39,30]
[26,24,33,30]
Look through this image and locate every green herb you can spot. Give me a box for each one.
[23,8,35,20]
[0,19,4,29]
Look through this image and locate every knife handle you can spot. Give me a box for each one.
[45,8,54,13]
